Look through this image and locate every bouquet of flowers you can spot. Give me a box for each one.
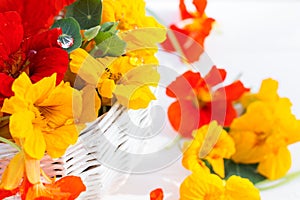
[0,0,166,199]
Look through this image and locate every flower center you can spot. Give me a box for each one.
[255,131,268,146]
[1,49,36,78]
[192,88,212,108]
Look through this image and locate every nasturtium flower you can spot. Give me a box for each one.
[102,0,164,31]
[182,121,235,178]
[1,73,82,159]
[180,171,260,200]
[167,66,249,137]
[0,11,69,107]
[230,99,300,180]
[161,0,215,63]
[70,46,160,110]
[150,188,164,200]
[24,176,86,200]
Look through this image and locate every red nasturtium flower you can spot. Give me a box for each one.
[166,66,249,138]
[161,0,215,63]
[0,0,75,38]
[150,188,164,200]
[0,0,75,107]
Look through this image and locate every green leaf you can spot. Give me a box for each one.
[224,159,266,184]
[51,17,82,53]
[94,31,113,44]
[100,22,118,33]
[84,25,101,41]
[93,22,119,44]
[66,0,102,29]
[90,35,126,57]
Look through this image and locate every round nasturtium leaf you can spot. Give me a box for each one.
[52,17,82,53]
[66,0,102,30]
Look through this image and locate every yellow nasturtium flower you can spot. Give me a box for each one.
[102,0,164,31]
[69,26,166,110]
[180,171,260,200]
[1,73,82,159]
[182,121,235,178]
[230,99,300,180]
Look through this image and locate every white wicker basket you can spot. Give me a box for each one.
[0,103,152,199]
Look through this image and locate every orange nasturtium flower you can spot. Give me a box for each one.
[23,175,86,200]
[161,0,215,63]
[166,66,249,138]
[1,73,82,159]
[180,171,260,200]
[182,121,235,178]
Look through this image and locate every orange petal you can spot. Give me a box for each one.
[150,188,164,200]
[52,176,86,199]
[204,66,226,87]
[216,81,249,101]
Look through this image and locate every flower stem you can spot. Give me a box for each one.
[256,171,300,191]
[164,134,182,150]
[0,136,21,151]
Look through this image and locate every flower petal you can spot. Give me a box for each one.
[0,73,15,102]
[168,100,201,137]
[29,48,69,85]
[44,125,78,158]
[25,155,41,184]
[51,176,86,200]
[150,188,164,200]
[180,171,224,200]
[38,82,79,128]
[9,111,34,139]
[11,72,32,99]
[69,48,105,85]
[225,175,260,200]
[204,66,226,87]
[0,151,24,190]
[23,28,62,51]
[166,70,201,98]
[257,146,291,180]
[23,126,46,159]
[215,81,249,101]
[0,0,76,38]
[30,73,56,105]
[114,84,156,109]
[0,11,23,61]
[257,78,279,101]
